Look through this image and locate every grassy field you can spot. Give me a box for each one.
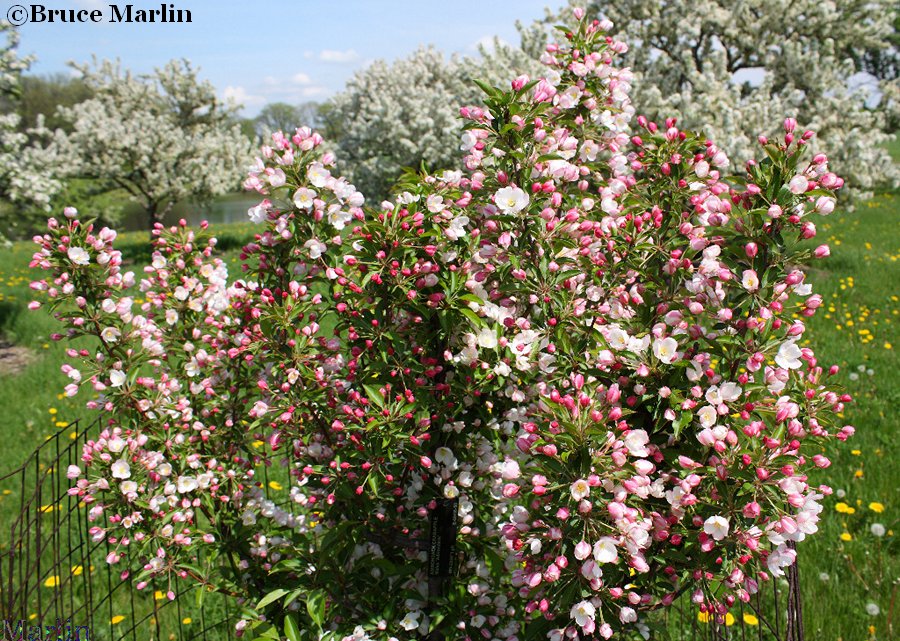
[0,145,897,639]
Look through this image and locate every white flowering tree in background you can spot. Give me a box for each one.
[52,59,254,230]
[0,21,63,240]
[560,0,899,201]
[0,20,29,96]
[327,32,545,200]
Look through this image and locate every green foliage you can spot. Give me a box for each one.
[254,101,322,138]
[17,73,93,133]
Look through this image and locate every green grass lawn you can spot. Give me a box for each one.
[0,149,897,639]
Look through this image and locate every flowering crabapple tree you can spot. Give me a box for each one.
[327,37,545,202]
[0,21,63,240]
[50,58,254,231]
[30,9,852,641]
[558,0,899,203]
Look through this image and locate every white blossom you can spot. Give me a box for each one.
[775,340,803,370]
[703,515,730,541]
[67,246,90,265]
[494,186,530,215]
[110,459,131,479]
[570,600,596,628]
[652,337,678,364]
[570,479,590,501]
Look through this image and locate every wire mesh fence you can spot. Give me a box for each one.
[660,548,804,641]
[0,417,237,641]
[0,419,806,640]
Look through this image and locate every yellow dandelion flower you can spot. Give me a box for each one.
[40,505,54,513]
[835,502,851,513]
[48,408,57,415]
[725,613,735,626]
[268,481,282,491]
[251,440,264,449]
[182,618,192,625]
[869,502,885,513]
[43,576,60,588]
[885,342,893,350]
[155,590,166,600]
[697,611,711,623]
[743,613,759,626]
[851,450,861,456]
[71,565,83,576]
[110,615,125,625]
[855,470,864,478]
[840,532,852,542]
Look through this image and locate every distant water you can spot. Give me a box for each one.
[118,193,261,231]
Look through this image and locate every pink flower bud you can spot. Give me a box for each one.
[742,501,761,518]
[511,74,529,91]
[812,455,831,468]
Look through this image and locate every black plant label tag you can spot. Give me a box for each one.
[427,497,459,577]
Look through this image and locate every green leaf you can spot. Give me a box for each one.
[363,383,385,409]
[306,589,327,627]
[672,411,693,440]
[284,588,305,608]
[472,78,497,98]
[367,472,380,496]
[250,622,279,640]
[284,613,301,641]
[762,144,783,165]
[458,307,484,328]
[256,588,289,611]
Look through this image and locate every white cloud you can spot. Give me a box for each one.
[300,86,328,98]
[221,85,267,109]
[221,73,334,116]
[319,49,359,63]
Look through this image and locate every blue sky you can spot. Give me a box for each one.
[17,0,564,115]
